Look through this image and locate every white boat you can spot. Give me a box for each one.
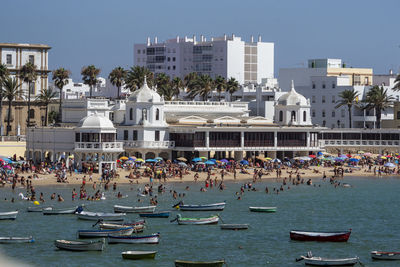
[301,256,359,266]
[27,206,50,212]
[0,211,18,220]
[175,214,219,225]
[77,227,133,238]
[114,205,156,213]
[43,207,78,215]
[76,211,126,221]
[108,233,160,244]
[100,223,144,232]
[54,239,105,251]
[177,202,226,211]
[371,251,400,260]
[0,236,34,243]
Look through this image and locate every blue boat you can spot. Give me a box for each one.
[139,211,170,218]
[77,227,134,238]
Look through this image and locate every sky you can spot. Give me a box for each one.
[1,0,399,81]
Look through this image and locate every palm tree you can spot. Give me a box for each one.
[226,77,240,101]
[108,67,127,99]
[335,89,360,128]
[364,85,394,128]
[184,72,198,93]
[188,74,214,101]
[0,64,10,133]
[214,76,227,101]
[393,74,400,91]
[171,77,184,99]
[35,88,57,126]
[2,77,23,135]
[81,65,100,98]
[20,62,37,127]
[52,68,70,122]
[125,66,154,91]
[155,73,170,92]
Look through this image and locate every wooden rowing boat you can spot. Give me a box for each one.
[220,224,248,230]
[175,214,219,225]
[371,251,400,260]
[301,256,358,266]
[77,227,133,238]
[122,250,157,260]
[290,230,351,242]
[249,206,277,212]
[43,207,78,215]
[100,222,144,232]
[176,202,226,211]
[54,239,105,251]
[139,211,170,218]
[114,205,156,213]
[0,211,18,220]
[27,206,51,212]
[76,211,126,221]
[108,233,160,244]
[0,236,34,243]
[175,259,225,267]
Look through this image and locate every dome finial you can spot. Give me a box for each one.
[291,80,296,93]
[143,75,147,86]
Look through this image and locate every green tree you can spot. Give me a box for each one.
[393,74,400,91]
[20,62,37,127]
[171,77,184,99]
[226,77,240,101]
[155,73,171,96]
[184,72,198,93]
[48,111,59,125]
[0,64,10,133]
[52,67,70,122]
[363,85,394,129]
[2,77,23,135]
[125,66,154,91]
[188,74,214,101]
[108,67,127,99]
[335,89,360,128]
[214,75,227,101]
[81,65,100,98]
[35,88,57,126]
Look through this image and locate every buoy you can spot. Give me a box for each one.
[33,201,40,205]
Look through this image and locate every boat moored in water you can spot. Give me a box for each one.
[54,239,105,251]
[175,259,225,267]
[249,207,277,212]
[299,255,359,266]
[173,214,219,225]
[0,211,18,220]
[43,207,78,215]
[114,205,156,213]
[108,233,160,244]
[371,251,400,260]
[220,224,248,230]
[76,211,126,221]
[290,230,351,242]
[77,227,133,238]
[174,202,226,211]
[139,211,170,218]
[122,250,157,260]
[99,222,144,232]
[0,236,34,243]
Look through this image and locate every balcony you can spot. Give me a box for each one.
[124,140,175,149]
[353,116,376,122]
[74,142,124,152]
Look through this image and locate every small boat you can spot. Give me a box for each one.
[77,227,133,238]
[43,207,78,215]
[0,211,18,220]
[122,250,157,260]
[108,233,160,244]
[290,230,351,242]
[100,223,144,232]
[76,211,126,221]
[139,211,170,218]
[175,259,225,267]
[114,205,156,213]
[175,202,226,211]
[249,206,277,212]
[54,239,105,251]
[300,255,359,266]
[371,251,400,260]
[174,214,219,225]
[27,206,50,212]
[0,236,34,243]
[220,224,249,230]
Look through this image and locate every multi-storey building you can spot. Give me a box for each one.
[0,43,51,97]
[134,34,274,84]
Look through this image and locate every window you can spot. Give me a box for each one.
[29,82,35,94]
[322,110,326,117]
[291,111,296,122]
[397,111,400,120]
[172,57,176,62]
[6,54,12,65]
[155,131,160,141]
[133,130,138,141]
[322,120,326,127]
[332,95,335,103]
[123,130,128,140]
[312,83,315,89]
[29,109,35,119]
[28,55,34,64]
[312,96,316,103]
[322,83,326,89]
[173,66,176,70]
[332,83,336,88]
[129,108,133,120]
[341,109,345,118]
[364,77,369,84]
[312,110,315,117]
[156,108,160,120]
[279,111,283,122]
[332,111,335,117]
[322,96,325,103]
[303,111,307,122]
[137,50,141,54]
[167,57,170,61]
[75,133,80,142]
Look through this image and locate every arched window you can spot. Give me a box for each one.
[142,108,147,121]
[156,108,160,120]
[291,111,296,122]
[129,108,133,120]
[303,111,306,122]
[279,111,283,122]
[29,109,35,119]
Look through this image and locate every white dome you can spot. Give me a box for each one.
[278,81,308,106]
[77,113,115,129]
[128,77,161,103]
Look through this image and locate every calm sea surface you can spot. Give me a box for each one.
[0,176,399,267]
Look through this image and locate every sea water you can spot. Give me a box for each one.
[0,177,399,266]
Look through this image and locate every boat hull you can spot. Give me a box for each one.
[114,205,156,213]
[0,237,34,243]
[179,203,226,211]
[290,230,351,242]
[108,233,160,244]
[139,212,170,218]
[177,215,219,225]
[249,207,276,212]
[100,223,144,232]
[303,257,358,266]
[220,224,248,230]
[0,211,18,220]
[43,207,77,215]
[175,260,225,267]
[78,227,133,238]
[122,250,157,260]
[76,211,126,221]
[55,239,105,251]
[371,251,400,260]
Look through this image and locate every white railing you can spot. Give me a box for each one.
[74,142,124,151]
[322,140,399,147]
[124,140,175,149]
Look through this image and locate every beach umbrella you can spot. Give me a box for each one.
[364,152,372,157]
[240,160,249,165]
[349,158,359,162]
[155,157,163,161]
[346,154,352,158]
[178,162,187,167]
[308,155,316,158]
[146,159,157,163]
[196,161,205,165]
[1,158,12,164]
[335,157,344,162]
[192,157,202,162]
[220,159,229,163]
[353,155,362,160]
[317,151,323,156]
[200,156,208,160]
[204,160,216,165]
[272,158,281,163]
[128,157,136,161]
[396,155,400,159]
[339,154,348,159]
[135,158,145,162]
[176,157,187,162]
[3,165,11,169]
[386,155,393,158]
[68,155,74,159]
[265,157,272,160]
[384,162,396,168]
[120,156,128,160]
[380,156,387,160]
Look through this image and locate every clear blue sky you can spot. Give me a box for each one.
[2,0,399,81]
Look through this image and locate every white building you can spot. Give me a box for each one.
[134,34,274,84]
[0,43,51,97]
